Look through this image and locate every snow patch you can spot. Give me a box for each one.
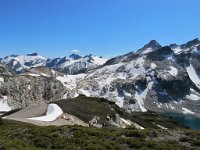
[0,96,11,112]
[133,123,145,130]
[78,89,91,97]
[157,124,168,130]
[134,81,154,112]
[0,77,4,85]
[172,46,183,54]
[28,104,63,122]
[91,56,108,65]
[186,64,200,89]
[182,107,195,114]
[141,48,153,54]
[186,93,199,101]
[63,93,68,99]
[168,66,178,76]
[28,73,40,77]
[151,63,157,69]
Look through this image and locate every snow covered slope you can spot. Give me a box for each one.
[1,53,47,73]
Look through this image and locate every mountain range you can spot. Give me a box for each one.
[0,38,200,116]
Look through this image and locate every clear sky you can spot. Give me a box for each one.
[0,0,200,58]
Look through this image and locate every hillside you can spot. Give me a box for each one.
[0,119,199,150]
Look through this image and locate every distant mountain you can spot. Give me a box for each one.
[1,53,47,73]
[1,53,108,74]
[46,54,108,74]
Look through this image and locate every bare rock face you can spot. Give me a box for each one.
[0,75,68,109]
[0,62,14,76]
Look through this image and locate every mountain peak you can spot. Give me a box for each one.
[69,53,82,60]
[186,38,199,45]
[137,40,162,54]
[181,38,200,49]
[144,40,162,49]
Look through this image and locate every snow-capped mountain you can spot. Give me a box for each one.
[1,38,200,116]
[46,54,108,74]
[1,53,108,74]
[1,53,47,73]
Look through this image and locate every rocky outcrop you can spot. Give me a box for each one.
[0,75,68,109]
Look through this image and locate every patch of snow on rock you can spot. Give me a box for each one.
[182,107,195,114]
[133,123,145,130]
[134,81,154,112]
[28,73,40,77]
[186,93,199,101]
[186,63,200,89]
[157,124,168,130]
[78,89,91,97]
[168,66,178,76]
[0,96,11,112]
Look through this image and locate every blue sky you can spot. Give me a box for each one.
[0,0,200,58]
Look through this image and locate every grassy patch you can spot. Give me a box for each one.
[55,95,126,125]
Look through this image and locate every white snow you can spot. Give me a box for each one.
[91,56,108,65]
[134,81,154,112]
[186,93,199,101]
[123,91,132,97]
[54,55,108,70]
[186,63,200,89]
[63,93,68,99]
[51,70,55,74]
[0,96,11,112]
[169,104,175,110]
[73,93,80,98]
[133,123,145,130]
[0,77,4,85]
[172,46,183,54]
[129,66,146,79]
[151,63,157,69]
[182,107,195,114]
[141,48,153,54]
[56,74,86,90]
[168,66,178,76]
[0,77,4,82]
[115,96,124,108]
[28,104,63,122]
[28,73,40,77]
[78,89,91,97]
[120,118,132,126]
[157,103,162,108]
[157,124,168,130]
[41,73,49,77]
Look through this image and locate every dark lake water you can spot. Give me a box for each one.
[161,113,200,131]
